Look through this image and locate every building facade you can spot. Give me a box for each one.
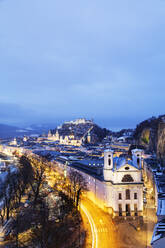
[102,149,143,216]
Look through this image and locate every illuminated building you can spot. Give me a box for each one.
[58,149,144,218]
[47,119,94,146]
[102,149,143,217]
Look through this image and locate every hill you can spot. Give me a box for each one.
[49,118,111,144]
[134,115,165,165]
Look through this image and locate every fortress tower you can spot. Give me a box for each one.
[55,130,60,140]
[87,131,91,143]
[48,130,52,138]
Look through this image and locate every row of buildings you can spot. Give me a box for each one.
[151,169,165,248]
[0,137,144,218]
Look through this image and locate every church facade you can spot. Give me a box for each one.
[101,149,144,216]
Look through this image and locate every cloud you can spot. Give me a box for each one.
[0,0,165,128]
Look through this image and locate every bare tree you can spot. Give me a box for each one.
[2,170,18,221]
[20,155,48,206]
[68,170,88,207]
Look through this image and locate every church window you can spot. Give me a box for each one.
[134,204,138,216]
[134,193,137,199]
[137,154,140,166]
[126,204,131,216]
[119,204,122,216]
[119,193,122,200]
[108,159,111,166]
[126,189,130,200]
[122,174,134,182]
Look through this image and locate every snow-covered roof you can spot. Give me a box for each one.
[0,171,8,183]
[104,149,113,153]
[113,157,140,171]
[132,149,143,153]
[151,221,165,245]
[157,199,165,216]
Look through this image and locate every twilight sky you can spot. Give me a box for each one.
[0,0,165,129]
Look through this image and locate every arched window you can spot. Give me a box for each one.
[108,159,111,166]
[126,189,130,200]
[122,174,134,182]
[137,155,140,166]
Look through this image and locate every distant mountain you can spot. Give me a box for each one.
[0,123,50,138]
[0,124,20,138]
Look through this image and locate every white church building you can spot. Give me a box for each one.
[57,149,144,218]
[100,149,144,217]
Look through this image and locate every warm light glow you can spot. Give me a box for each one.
[81,203,98,248]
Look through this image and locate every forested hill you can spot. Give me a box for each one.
[134,115,165,164]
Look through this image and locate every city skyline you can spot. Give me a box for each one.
[0,0,165,129]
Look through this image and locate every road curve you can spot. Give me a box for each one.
[81,203,98,248]
[81,198,118,248]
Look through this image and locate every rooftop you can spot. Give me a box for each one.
[151,220,165,245]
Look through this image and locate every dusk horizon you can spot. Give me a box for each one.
[0,0,165,130]
[0,114,163,131]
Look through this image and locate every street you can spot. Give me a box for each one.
[81,197,118,248]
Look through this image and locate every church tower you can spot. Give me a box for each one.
[87,131,91,143]
[13,138,17,146]
[132,149,143,169]
[55,130,60,140]
[48,130,52,138]
[103,150,114,181]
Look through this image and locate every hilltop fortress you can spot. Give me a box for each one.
[47,118,107,146]
[63,118,93,125]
